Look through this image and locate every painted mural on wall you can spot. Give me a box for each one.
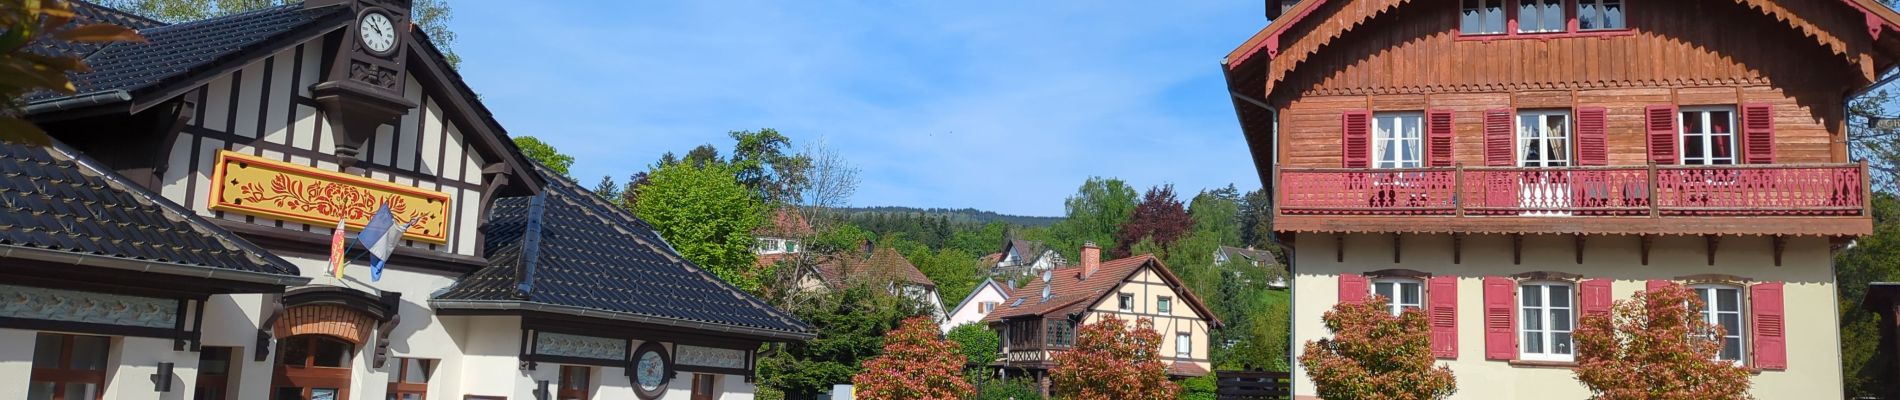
[208,150,452,243]
[535,332,627,361]
[0,285,178,329]
[675,344,747,370]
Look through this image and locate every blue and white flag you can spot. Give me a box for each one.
[357,203,416,281]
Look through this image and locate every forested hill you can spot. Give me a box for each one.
[839,206,1061,227]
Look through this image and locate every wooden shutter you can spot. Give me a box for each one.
[1646,279,1672,293]
[1484,109,1514,166]
[1342,110,1372,168]
[1427,109,1455,167]
[1579,279,1612,317]
[1752,282,1787,370]
[1577,107,1609,166]
[1339,274,1369,304]
[1645,105,1679,164]
[1483,276,1516,360]
[1428,275,1459,359]
[1742,103,1776,164]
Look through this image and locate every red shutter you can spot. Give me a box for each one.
[1752,282,1788,370]
[1339,274,1369,304]
[1427,109,1455,167]
[1483,276,1516,360]
[1428,275,1459,359]
[1645,105,1679,165]
[1577,107,1609,166]
[1580,279,1613,317]
[1742,103,1776,164]
[1483,108,1514,166]
[1646,279,1672,293]
[1342,110,1372,168]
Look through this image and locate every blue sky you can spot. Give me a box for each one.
[453,1,1268,217]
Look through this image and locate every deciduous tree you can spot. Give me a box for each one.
[1049,317,1178,400]
[1048,177,1137,260]
[1114,185,1192,257]
[852,316,974,400]
[631,162,767,292]
[757,285,926,399]
[1573,284,1754,400]
[945,322,1000,367]
[1300,297,1457,400]
[512,136,573,176]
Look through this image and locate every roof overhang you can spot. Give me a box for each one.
[0,243,311,290]
[429,299,816,342]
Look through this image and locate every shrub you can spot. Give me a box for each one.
[851,316,974,399]
[1299,296,1456,400]
[946,323,1002,367]
[1049,317,1179,400]
[1573,284,1754,399]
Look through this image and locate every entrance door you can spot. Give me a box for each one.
[272,335,354,400]
[1517,110,1572,215]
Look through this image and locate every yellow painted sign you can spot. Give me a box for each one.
[208,151,451,244]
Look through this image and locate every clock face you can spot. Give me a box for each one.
[359,12,397,54]
[635,351,666,391]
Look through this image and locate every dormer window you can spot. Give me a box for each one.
[1462,0,1630,37]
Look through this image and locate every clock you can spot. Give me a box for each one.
[630,342,671,400]
[357,10,398,56]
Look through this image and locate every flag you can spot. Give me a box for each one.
[370,216,419,282]
[358,204,402,277]
[327,219,347,279]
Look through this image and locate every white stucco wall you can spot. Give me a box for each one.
[944,282,1010,333]
[1288,233,1841,399]
[0,328,37,399]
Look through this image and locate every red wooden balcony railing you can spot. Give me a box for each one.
[1276,163,1868,217]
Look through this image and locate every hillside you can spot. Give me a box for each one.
[839,206,1061,227]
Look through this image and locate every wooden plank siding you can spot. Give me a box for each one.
[156,40,491,258]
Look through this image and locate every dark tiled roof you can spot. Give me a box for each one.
[0,141,298,276]
[28,3,349,102]
[26,1,166,58]
[1217,246,1279,267]
[436,167,812,339]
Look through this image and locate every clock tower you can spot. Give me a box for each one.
[308,0,418,168]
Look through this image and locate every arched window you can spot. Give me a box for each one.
[273,335,354,400]
[1518,280,1576,362]
[1372,278,1424,316]
[1691,284,1747,363]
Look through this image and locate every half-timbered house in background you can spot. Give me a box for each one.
[4,1,811,399]
[1225,0,1900,397]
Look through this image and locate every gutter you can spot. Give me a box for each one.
[22,90,131,115]
[428,299,818,342]
[0,244,311,287]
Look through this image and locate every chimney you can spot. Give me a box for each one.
[1081,242,1101,279]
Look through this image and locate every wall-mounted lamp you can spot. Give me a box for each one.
[151,362,175,392]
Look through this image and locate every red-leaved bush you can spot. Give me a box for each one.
[1050,317,1179,400]
[1299,296,1457,400]
[851,316,973,400]
[1573,284,1754,400]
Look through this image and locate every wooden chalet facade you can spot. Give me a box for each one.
[3,1,811,400]
[1226,0,1900,398]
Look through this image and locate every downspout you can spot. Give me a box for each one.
[21,90,131,114]
[1230,88,1296,374]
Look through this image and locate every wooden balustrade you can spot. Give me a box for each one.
[1275,163,1866,217]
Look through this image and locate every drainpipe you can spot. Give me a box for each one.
[1230,89,1299,378]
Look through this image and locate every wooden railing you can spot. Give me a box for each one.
[1276,163,1869,217]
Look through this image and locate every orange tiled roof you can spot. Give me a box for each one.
[983,254,1221,327]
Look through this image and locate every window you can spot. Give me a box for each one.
[785,240,798,253]
[1372,278,1424,316]
[1517,0,1566,33]
[558,366,591,400]
[29,333,109,400]
[1519,282,1576,362]
[754,238,779,252]
[1118,293,1134,312]
[1176,333,1192,358]
[1461,0,1506,34]
[1046,320,1077,348]
[979,301,998,313]
[691,374,718,400]
[1518,110,1572,167]
[1577,0,1626,30]
[1693,285,1746,363]
[196,347,233,400]
[386,358,433,400]
[1157,297,1173,314]
[1373,113,1424,168]
[1681,107,1737,165]
[274,335,354,400]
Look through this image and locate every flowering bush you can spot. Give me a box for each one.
[1299,296,1456,400]
[1049,317,1179,400]
[1573,284,1753,400]
[851,316,973,399]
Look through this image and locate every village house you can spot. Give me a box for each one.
[989,238,1066,279]
[4,1,811,399]
[942,279,1013,333]
[788,242,947,321]
[1214,245,1287,288]
[1224,0,1898,397]
[985,243,1222,392]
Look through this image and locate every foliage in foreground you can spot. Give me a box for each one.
[756,285,926,399]
[1299,297,1456,400]
[1049,317,1178,400]
[945,323,1001,367]
[1574,284,1754,400]
[2,0,145,144]
[852,316,973,400]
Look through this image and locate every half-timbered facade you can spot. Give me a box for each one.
[1225,0,1900,398]
[6,2,811,400]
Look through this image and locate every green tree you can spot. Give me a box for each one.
[512,136,573,176]
[757,285,926,399]
[729,128,810,206]
[591,175,621,206]
[96,0,459,65]
[1840,193,1900,398]
[1238,187,1279,254]
[1048,177,1138,260]
[631,162,767,292]
[945,323,1000,367]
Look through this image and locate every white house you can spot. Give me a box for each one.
[942,279,1014,333]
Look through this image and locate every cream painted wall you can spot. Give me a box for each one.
[1082,266,1213,372]
[1288,233,1841,399]
[0,328,37,399]
[453,316,534,399]
[102,336,198,400]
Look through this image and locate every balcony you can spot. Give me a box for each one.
[1272,163,1872,236]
